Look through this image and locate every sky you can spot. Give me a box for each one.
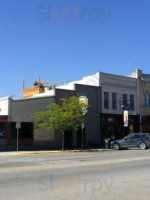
[0,0,150,98]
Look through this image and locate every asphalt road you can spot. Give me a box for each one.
[1,149,150,200]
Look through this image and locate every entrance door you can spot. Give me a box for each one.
[64,131,73,149]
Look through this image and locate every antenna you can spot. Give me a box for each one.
[23,81,25,90]
[38,76,41,84]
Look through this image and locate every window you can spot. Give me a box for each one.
[0,123,5,139]
[123,94,128,105]
[130,95,134,111]
[112,93,117,110]
[133,134,140,139]
[144,94,147,107]
[144,94,150,107]
[126,134,134,139]
[104,92,109,109]
[11,122,33,139]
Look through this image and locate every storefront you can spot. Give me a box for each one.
[0,120,33,150]
[0,116,8,150]
[142,115,150,133]
[100,113,140,145]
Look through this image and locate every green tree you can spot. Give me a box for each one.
[34,96,87,151]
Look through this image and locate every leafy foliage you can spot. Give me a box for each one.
[34,96,87,132]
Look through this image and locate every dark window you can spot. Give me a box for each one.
[130,95,134,111]
[112,93,117,110]
[104,92,109,109]
[144,94,147,107]
[123,94,128,105]
[133,134,140,139]
[127,134,134,139]
[142,134,148,138]
[11,122,33,139]
[0,123,5,139]
[144,94,150,107]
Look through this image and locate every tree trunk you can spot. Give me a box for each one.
[62,131,65,151]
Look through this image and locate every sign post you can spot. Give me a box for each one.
[16,120,21,153]
[81,122,85,150]
[139,114,142,132]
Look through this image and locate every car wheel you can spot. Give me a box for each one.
[113,144,120,150]
[139,143,147,150]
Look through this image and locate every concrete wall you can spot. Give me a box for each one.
[10,96,54,122]
[55,85,102,147]
[0,97,10,116]
[9,96,59,149]
[130,69,150,117]
[138,76,150,116]
[57,72,99,90]
[75,84,102,147]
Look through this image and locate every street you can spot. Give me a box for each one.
[1,150,150,200]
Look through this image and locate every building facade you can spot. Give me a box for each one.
[131,69,150,133]
[100,72,140,143]
[0,82,101,150]
[0,69,150,150]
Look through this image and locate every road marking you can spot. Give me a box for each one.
[1,155,150,174]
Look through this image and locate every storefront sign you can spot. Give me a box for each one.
[79,96,88,115]
[124,110,129,127]
[16,122,21,129]
[130,124,134,131]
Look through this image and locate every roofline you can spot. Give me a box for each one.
[13,95,55,102]
[100,71,136,80]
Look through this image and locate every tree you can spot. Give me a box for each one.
[34,96,87,151]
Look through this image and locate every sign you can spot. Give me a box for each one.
[124,110,129,127]
[16,122,21,129]
[130,124,134,131]
[81,122,85,129]
[79,96,88,115]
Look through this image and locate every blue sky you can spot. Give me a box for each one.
[0,0,150,97]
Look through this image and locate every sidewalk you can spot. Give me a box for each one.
[0,148,113,156]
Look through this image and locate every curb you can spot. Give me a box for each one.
[10,149,113,156]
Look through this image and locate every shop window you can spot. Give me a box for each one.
[11,122,33,139]
[0,123,5,139]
